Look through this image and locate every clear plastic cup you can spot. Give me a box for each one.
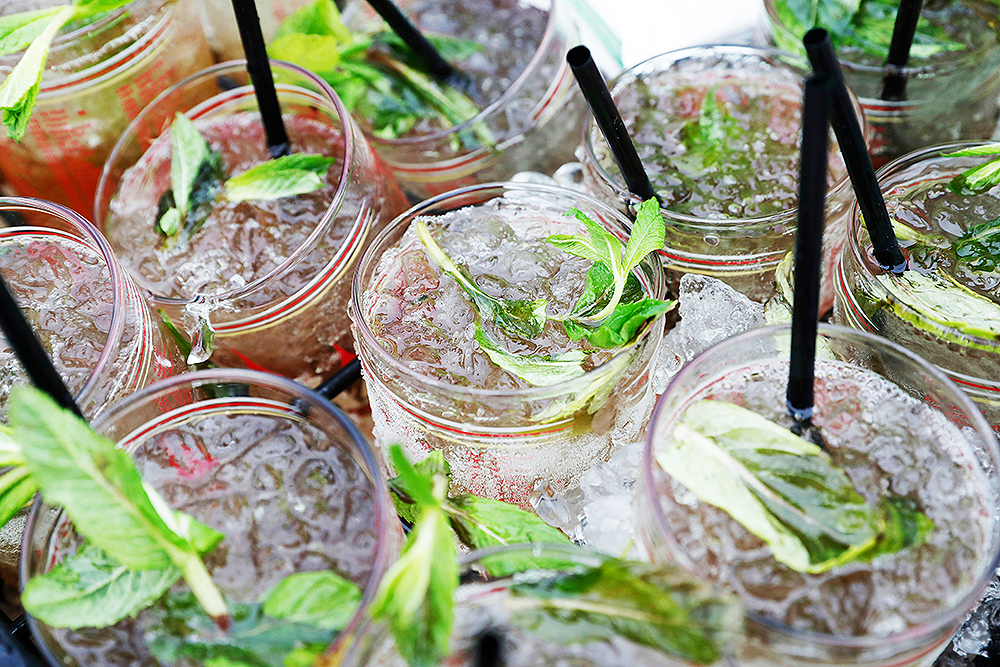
[350,182,667,508]
[638,323,1000,667]
[20,368,403,667]
[0,0,213,216]
[833,142,1000,428]
[340,542,741,667]
[763,0,1000,167]
[0,196,185,419]
[580,45,862,312]
[341,0,585,200]
[95,60,410,383]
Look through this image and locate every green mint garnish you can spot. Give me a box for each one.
[416,219,548,339]
[270,0,491,144]
[0,427,35,528]
[370,446,458,667]
[8,386,229,621]
[156,113,334,239]
[508,559,738,666]
[674,87,744,176]
[0,1,133,140]
[954,216,1000,271]
[657,400,933,574]
[473,320,586,387]
[772,0,966,58]
[379,445,737,667]
[20,542,186,630]
[945,143,1000,195]
[548,198,666,324]
[223,153,336,203]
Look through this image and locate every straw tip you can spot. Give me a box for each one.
[803,28,829,47]
[567,45,592,70]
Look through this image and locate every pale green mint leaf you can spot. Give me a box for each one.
[0,4,76,140]
[948,156,1000,194]
[222,153,336,202]
[446,494,573,576]
[274,0,351,42]
[474,320,585,387]
[942,143,1000,159]
[656,400,932,573]
[9,387,190,570]
[876,269,1000,346]
[260,570,362,631]
[369,501,457,667]
[548,208,623,267]
[268,33,343,76]
[415,220,548,339]
[388,448,451,516]
[509,558,739,665]
[169,112,214,219]
[142,480,224,556]
[0,7,66,56]
[22,542,180,629]
[0,464,36,529]
[156,206,181,237]
[622,196,666,271]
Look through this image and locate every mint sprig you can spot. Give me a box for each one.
[416,219,548,339]
[657,400,933,573]
[0,0,132,140]
[945,143,1000,195]
[223,153,336,203]
[8,386,229,622]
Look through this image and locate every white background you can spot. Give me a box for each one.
[582,0,766,67]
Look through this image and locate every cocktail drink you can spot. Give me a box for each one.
[833,142,1000,427]
[342,543,741,667]
[580,46,858,312]
[351,182,667,507]
[764,0,1000,166]
[339,0,585,200]
[0,196,184,419]
[638,324,1000,667]
[0,0,213,216]
[95,60,409,383]
[20,368,403,667]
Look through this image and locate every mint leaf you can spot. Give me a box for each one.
[223,153,336,202]
[446,494,574,577]
[0,5,76,140]
[369,494,456,667]
[565,298,675,349]
[945,143,1000,194]
[473,319,585,387]
[509,559,738,665]
[21,542,179,629]
[157,113,224,239]
[260,571,362,631]
[388,446,447,509]
[156,206,181,237]
[148,591,332,667]
[268,33,343,76]
[655,400,931,573]
[548,198,664,323]
[0,7,65,56]
[8,386,229,619]
[955,216,1000,271]
[416,219,548,339]
[0,463,37,529]
[656,400,932,573]
[273,0,351,42]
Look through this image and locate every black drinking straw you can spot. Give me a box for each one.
[787,74,831,434]
[316,357,362,400]
[230,0,290,158]
[567,45,659,204]
[804,28,906,274]
[365,0,457,82]
[0,274,83,420]
[880,0,924,101]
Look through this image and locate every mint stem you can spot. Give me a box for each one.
[175,549,230,631]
